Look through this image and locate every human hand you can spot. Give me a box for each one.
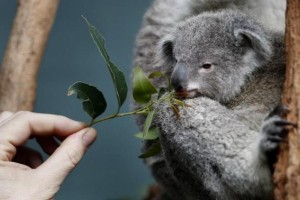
[0,111,97,200]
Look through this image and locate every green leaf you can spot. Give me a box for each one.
[134,128,159,140]
[68,82,107,119]
[139,142,161,159]
[83,16,127,113]
[148,71,163,79]
[132,66,157,104]
[143,110,155,138]
[107,62,128,111]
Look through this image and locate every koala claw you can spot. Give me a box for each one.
[260,105,295,153]
[274,120,296,127]
[266,104,289,119]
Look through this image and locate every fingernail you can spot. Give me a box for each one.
[82,128,97,147]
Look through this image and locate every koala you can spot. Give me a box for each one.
[150,10,286,200]
[133,1,287,199]
[134,10,288,200]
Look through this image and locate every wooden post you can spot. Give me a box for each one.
[0,0,60,112]
[274,0,300,199]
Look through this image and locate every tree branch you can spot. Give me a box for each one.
[274,0,300,199]
[0,0,60,112]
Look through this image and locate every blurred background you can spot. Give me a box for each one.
[0,0,154,199]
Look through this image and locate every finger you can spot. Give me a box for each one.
[36,136,60,155]
[12,146,43,168]
[37,127,97,185]
[0,111,14,124]
[0,111,85,161]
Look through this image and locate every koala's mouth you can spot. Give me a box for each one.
[175,89,200,99]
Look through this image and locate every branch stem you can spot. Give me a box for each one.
[90,109,147,126]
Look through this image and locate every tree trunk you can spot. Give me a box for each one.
[0,0,60,112]
[274,0,300,199]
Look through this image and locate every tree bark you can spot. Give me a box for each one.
[0,0,60,112]
[274,0,300,199]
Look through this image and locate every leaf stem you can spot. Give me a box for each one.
[88,91,177,127]
[90,109,147,126]
[88,118,94,127]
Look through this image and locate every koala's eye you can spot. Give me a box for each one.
[202,63,212,69]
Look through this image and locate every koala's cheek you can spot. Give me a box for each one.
[186,82,201,98]
[187,82,198,90]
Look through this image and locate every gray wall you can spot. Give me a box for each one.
[0,1,154,199]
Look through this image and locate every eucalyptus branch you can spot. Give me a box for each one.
[90,108,148,126]
[68,17,185,158]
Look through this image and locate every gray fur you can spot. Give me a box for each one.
[133,1,286,199]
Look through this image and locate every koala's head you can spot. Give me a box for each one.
[157,10,273,103]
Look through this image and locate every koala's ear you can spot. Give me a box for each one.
[156,34,176,68]
[161,38,174,58]
[234,29,273,64]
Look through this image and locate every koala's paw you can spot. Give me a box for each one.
[260,105,295,153]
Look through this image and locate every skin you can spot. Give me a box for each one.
[0,111,97,200]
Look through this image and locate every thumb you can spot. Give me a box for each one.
[37,127,97,185]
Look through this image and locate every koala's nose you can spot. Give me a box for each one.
[171,63,188,92]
